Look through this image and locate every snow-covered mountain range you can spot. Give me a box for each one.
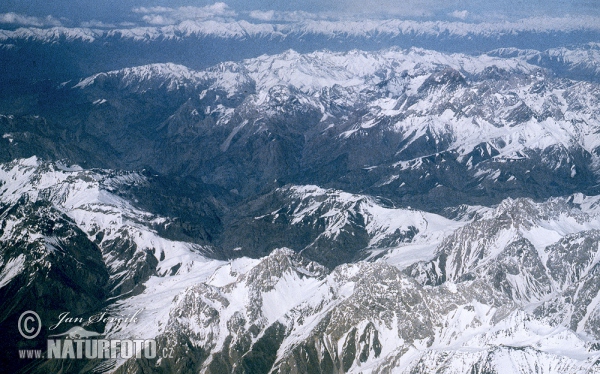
[11,45,595,209]
[2,16,600,44]
[2,17,600,84]
[3,158,600,373]
[2,30,600,373]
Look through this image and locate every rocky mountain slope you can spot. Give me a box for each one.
[2,157,600,373]
[4,46,600,210]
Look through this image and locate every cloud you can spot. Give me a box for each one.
[80,20,116,28]
[133,3,237,25]
[132,6,174,15]
[0,12,63,27]
[329,0,437,18]
[248,10,327,22]
[449,10,469,20]
[141,14,175,25]
[249,10,275,21]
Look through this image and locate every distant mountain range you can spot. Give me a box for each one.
[1,18,600,83]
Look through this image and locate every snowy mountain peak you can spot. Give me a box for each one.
[74,62,201,91]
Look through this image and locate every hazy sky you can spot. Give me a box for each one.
[0,0,598,27]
